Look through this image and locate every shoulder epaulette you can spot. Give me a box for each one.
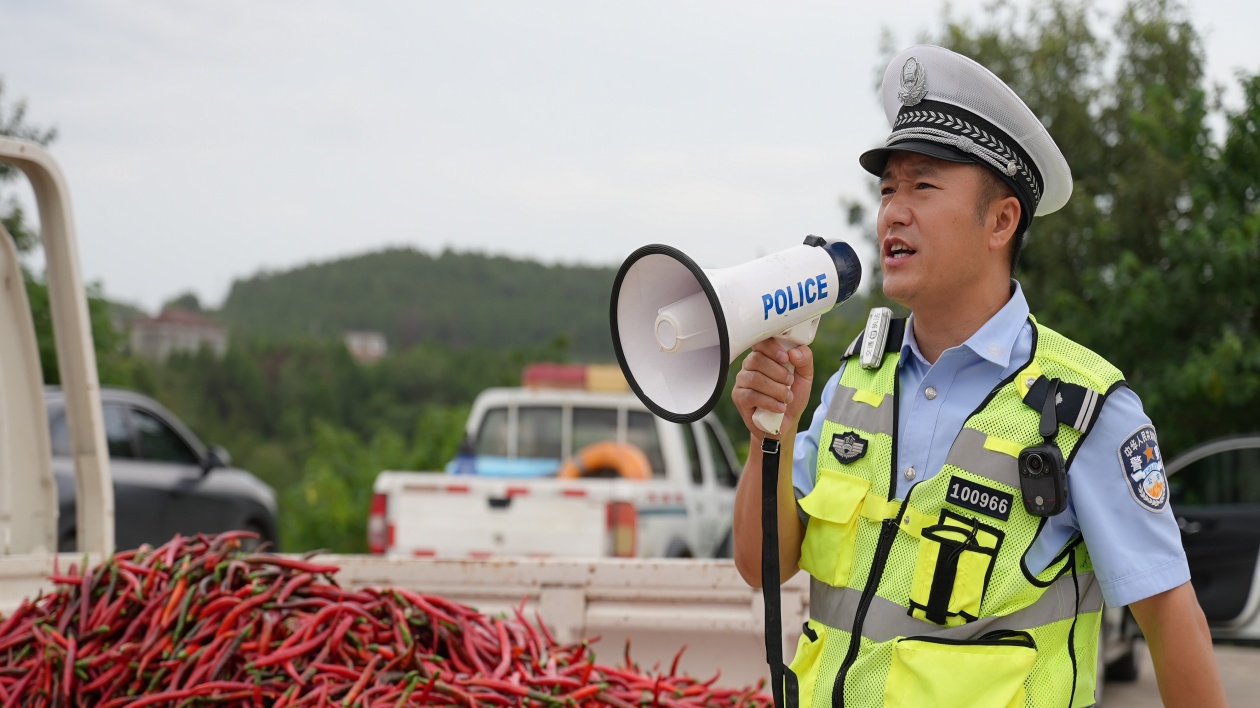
[1022,375,1126,435]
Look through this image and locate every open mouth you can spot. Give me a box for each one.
[884,242,917,260]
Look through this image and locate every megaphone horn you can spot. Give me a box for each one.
[610,235,861,434]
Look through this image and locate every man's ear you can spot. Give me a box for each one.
[989,196,1021,253]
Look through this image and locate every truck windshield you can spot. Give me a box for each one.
[518,406,562,459]
[573,407,618,453]
[475,408,509,456]
[626,411,667,479]
[705,421,739,487]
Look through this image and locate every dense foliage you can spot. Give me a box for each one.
[220,248,618,359]
[4,0,1257,554]
[139,337,574,552]
[928,0,1260,453]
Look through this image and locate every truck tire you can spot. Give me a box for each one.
[663,538,693,558]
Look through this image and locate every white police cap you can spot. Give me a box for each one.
[859,45,1073,227]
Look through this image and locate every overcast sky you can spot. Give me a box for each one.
[2,0,1255,313]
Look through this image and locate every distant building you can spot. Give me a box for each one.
[129,308,228,361]
[344,330,388,363]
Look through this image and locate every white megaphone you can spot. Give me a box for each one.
[611,235,861,435]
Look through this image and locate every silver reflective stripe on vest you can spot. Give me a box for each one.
[825,383,895,435]
[810,571,1102,642]
[943,428,1021,490]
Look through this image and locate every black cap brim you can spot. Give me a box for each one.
[858,139,979,177]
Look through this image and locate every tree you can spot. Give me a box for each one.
[280,408,468,552]
[853,0,1259,454]
[0,78,57,254]
[162,291,204,313]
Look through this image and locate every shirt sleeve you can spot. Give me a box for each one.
[1070,386,1190,607]
[794,366,843,498]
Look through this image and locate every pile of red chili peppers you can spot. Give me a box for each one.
[0,532,772,706]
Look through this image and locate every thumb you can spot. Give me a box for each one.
[788,344,814,386]
[785,344,815,422]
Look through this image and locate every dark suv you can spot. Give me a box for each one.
[45,387,278,552]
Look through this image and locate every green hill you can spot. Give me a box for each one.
[218,248,619,358]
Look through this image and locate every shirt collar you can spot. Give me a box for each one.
[899,280,1030,368]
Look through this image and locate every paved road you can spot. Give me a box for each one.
[1102,641,1260,706]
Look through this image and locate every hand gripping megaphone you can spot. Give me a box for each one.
[610,235,862,435]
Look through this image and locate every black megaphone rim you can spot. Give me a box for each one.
[609,244,730,425]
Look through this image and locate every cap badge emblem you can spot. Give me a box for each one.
[898,57,927,106]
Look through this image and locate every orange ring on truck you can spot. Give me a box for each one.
[557,442,652,480]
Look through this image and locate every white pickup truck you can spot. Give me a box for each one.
[370,371,743,560]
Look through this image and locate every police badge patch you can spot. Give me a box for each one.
[1118,425,1168,512]
[831,431,868,464]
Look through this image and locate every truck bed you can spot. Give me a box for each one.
[0,553,809,689]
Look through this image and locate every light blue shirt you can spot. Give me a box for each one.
[794,282,1190,608]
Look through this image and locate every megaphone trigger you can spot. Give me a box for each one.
[611,236,862,427]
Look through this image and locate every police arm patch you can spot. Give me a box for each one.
[1118,425,1168,512]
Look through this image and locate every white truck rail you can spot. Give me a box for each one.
[0,137,111,557]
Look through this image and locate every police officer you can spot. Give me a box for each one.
[731,45,1225,707]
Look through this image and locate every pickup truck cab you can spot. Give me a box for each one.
[370,368,743,560]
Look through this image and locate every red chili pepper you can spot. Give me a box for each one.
[0,532,777,707]
[340,653,380,705]
[216,579,280,638]
[159,575,188,628]
[1,670,37,708]
[563,684,602,703]
[393,587,459,626]
[276,571,314,604]
[245,555,341,575]
[78,565,97,640]
[252,624,334,668]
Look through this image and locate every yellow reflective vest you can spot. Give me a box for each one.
[791,316,1124,707]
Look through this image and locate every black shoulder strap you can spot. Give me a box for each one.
[1022,376,1105,435]
[760,438,798,708]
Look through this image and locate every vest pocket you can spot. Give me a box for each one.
[787,620,826,708]
[908,510,1003,627]
[798,467,871,586]
[883,630,1037,708]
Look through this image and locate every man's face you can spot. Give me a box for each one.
[876,152,993,310]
